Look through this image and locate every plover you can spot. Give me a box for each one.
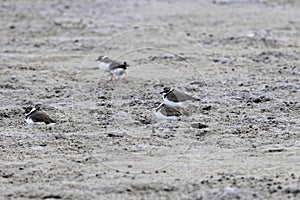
[160,87,198,109]
[154,103,182,121]
[24,106,55,125]
[95,55,128,81]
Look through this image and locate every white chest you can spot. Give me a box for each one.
[155,110,178,121]
[98,62,110,72]
[25,117,35,124]
[163,97,186,108]
[112,68,126,76]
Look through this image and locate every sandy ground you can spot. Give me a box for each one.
[0,0,299,199]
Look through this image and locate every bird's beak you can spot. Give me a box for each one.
[159,91,164,94]
[95,59,100,62]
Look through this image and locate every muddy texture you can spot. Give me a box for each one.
[0,0,299,199]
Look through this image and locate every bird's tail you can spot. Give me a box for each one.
[50,118,56,124]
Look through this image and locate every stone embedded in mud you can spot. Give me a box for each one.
[195,130,208,137]
[42,194,62,199]
[138,116,152,125]
[107,131,125,137]
[212,57,229,64]
[191,122,208,129]
[266,148,285,153]
[251,96,271,103]
[0,112,10,118]
[96,102,112,107]
[284,186,300,195]
[202,105,212,111]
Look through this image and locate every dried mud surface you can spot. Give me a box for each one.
[0,0,299,199]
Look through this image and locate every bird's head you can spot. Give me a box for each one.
[159,87,172,94]
[95,55,107,62]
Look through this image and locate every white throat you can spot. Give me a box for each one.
[101,55,108,61]
[25,107,36,117]
[162,88,173,99]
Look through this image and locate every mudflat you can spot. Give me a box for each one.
[0,0,299,199]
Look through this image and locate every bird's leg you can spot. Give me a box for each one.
[124,71,128,82]
[109,72,114,81]
[175,106,182,112]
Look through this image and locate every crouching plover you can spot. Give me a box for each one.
[160,87,198,109]
[154,103,182,121]
[95,55,128,81]
[24,106,55,125]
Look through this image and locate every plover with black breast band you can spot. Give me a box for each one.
[160,87,199,110]
[24,106,56,125]
[154,102,182,121]
[95,55,129,81]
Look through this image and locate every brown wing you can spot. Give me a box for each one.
[167,90,196,102]
[161,105,182,117]
[31,111,54,124]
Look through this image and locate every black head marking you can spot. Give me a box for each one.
[23,106,33,114]
[119,62,128,70]
[95,55,106,62]
[160,87,172,94]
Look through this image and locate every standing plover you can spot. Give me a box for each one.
[24,106,55,125]
[95,55,128,81]
[154,103,182,121]
[160,87,198,109]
